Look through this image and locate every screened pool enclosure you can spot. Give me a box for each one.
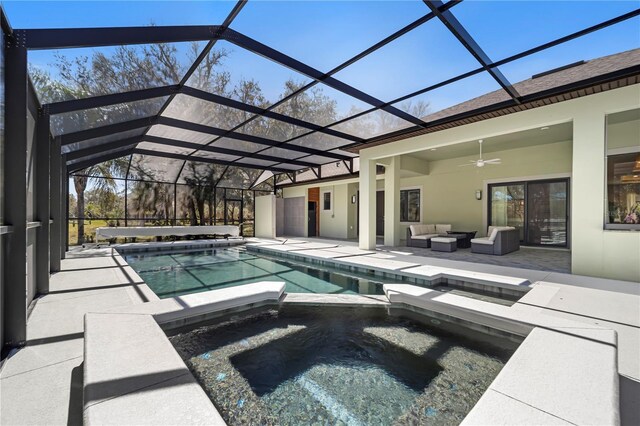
[0,0,637,351]
[16,0,638,245]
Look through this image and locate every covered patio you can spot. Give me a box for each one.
[384,243,571,274]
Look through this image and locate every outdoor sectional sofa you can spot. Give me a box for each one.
[406,224,452,248]
[470,226,520,255]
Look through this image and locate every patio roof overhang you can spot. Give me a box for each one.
[10,0,638,187]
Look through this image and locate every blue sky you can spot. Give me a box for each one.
[5,0,639,115]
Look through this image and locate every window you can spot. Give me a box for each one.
[606,153,640,227]
[605,109,640,230]
[323,192,331,210]
[400,189,420,222]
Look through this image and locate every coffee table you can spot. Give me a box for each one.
[445,231,477,249]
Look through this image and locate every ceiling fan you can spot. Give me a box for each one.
[459,139,501,167]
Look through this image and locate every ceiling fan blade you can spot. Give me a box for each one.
[484,158,501,163]
[458,163,476,167]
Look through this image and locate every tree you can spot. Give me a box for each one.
[128,179,173,226]
[86,186,124,219]
[31,42,214,243]
[30,37,361,240]
[73,160,127,243]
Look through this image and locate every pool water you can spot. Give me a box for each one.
[122,246,398,298]
[169,306,518,426]
[122,246,517,305]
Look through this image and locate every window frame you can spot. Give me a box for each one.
[604,148,640,231]
[322,190,332,211]
[399,186,422,223]
[487,178,570,247]
[604,110,640,231]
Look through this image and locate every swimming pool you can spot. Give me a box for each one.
[169,306,519,425]
[123,246,395,298]
[122,246,518,304]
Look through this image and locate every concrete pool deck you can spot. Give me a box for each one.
[0,238,638,425]
[0,246,151,425]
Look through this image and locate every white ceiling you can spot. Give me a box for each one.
[406,122,573,162]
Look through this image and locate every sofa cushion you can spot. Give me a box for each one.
[487,226,516,240]
[471,237,493,245]
[410,224,436,236]
[432,237,456,243]
[435,224,451,234]
[411,233,439,240]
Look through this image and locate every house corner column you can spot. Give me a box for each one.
[358,157,376,250]
[384,156,400,246]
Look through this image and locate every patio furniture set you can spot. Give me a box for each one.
[407,224,520,255]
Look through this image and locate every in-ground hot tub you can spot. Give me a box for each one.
[168,305,520,425]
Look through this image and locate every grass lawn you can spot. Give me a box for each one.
[68,220,255,246]
[68,219,108,246]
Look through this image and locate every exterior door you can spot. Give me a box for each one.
[489,183,525,241]
[489,178,569,247]
[308,201,317,237]
[376,191,384,236]
[526,180,568,246]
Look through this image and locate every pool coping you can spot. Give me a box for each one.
[82,281,620,426]
[247,243,531,299]
[114,238,245,254]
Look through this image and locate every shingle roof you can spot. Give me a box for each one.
[425,48,640,123]
[351,48,640,152]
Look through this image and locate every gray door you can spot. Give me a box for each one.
[376,191,384,236]
[308,201,317,237]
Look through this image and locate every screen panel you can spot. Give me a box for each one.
[230,0,429,72]
[285,132,353,151]
[62,128,145,154]
[161,93,253,130]
[216,166,263,189]
[234,116,310,142]
[128,153,185,183]
[453,0,640,61]
[146,124,212,145]
[185,40,312,108]
[30,41,205,103]
[392,72,507,122]
[333,19,480,102]
[329,109,415,139]
[497,17,640,88]
[51,96,168,136]
[272,82,372,127]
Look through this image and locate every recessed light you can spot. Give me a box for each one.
[430,148,437,151]
[540,126,549,130]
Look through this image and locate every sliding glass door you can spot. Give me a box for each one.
[526,180,568,246]
[489,179,569,247]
